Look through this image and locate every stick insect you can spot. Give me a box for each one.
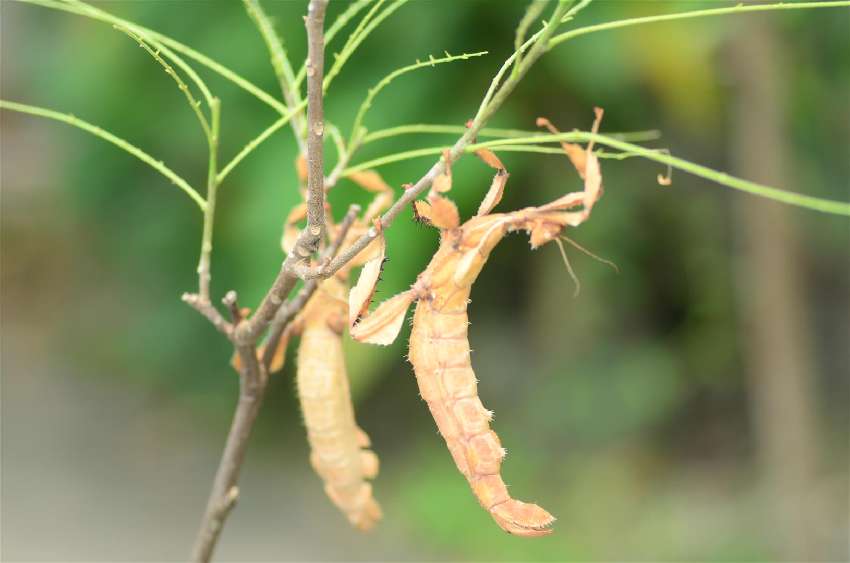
[237,168,392,531]
[347,110,605,537]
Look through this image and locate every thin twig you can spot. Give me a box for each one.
[191,342,265,563]
[181,293,233,336]
[233,0,330,346]
[243,0,307,151]
[0,100,204,209]
[324,146,353,191]
[197,99,221,301]
[261,204,361,371]
[303,0,330,247]
[26,0,287,115]
[191,6,331,559]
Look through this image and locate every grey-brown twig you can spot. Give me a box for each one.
[242,0,307,152]
[302,0,330,250]
[191,3,331,561]
[261,203,360,371]
[191,339,266,563]
[182,292,233,336]
[232,0,329,347]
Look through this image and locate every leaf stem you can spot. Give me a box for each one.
[360,123,660,144]
[19,0,287,115]
[549,1,850,48]
[472,133,850,216]
[1,99,204,209]
[116,25,211,140]
[243,0,306,150]
[198,98,222,300]
[217,101,306,184]
[348,50,488,149]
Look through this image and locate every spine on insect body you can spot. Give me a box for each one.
[407,230,555,537]
[297,278,382,531]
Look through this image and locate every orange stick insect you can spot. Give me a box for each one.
[240,168,393,531]
[348,110,605,537]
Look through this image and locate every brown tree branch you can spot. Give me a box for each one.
[191,339,266,563]
[303,0,329,244]
[182,292,233,337]
[191,4,330,560]
[233,0,329,346]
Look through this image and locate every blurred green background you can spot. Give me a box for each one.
[2,1,848,561]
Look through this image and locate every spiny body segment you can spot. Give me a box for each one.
[296,277,382,530]
[408,218,555,536]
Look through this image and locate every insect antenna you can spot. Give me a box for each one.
[559,236,619,273]
[554,237,581,298]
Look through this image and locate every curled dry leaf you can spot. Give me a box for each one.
[350,290,415,345]
[476,169,509,216]
[348,234,386,327]
[282,203,308,254]
[475,147,505,170]
[295,154,308,183]
[347,169,395,223]
[348,170,392,193]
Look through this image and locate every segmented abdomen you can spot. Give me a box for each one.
[297,318,381,530]
[408,294,555,536]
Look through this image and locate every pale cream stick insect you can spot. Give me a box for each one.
[235,167,393,531]
[347,110,605,537]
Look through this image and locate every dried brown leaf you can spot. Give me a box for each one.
[350,290,415,345]
[475,148,505,170]
[281,203,307,253]
[348,234,386,327]
[295,154,308,183]
[363,191,393,222]
[476,169,509,216]
[349,170,392,193]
